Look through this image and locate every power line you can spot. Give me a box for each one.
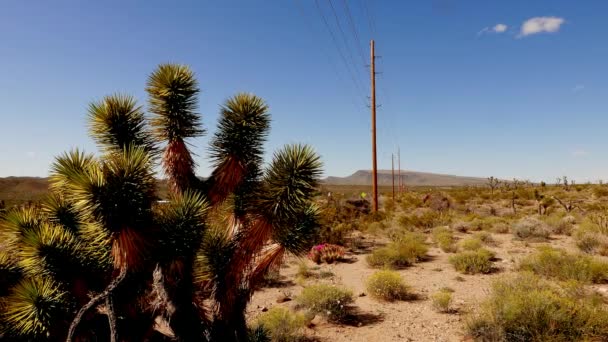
[341,0,367,67]
[293,0,365,112]
[314,0,368,102]
[360,0,377,38]
[326,0,366,77]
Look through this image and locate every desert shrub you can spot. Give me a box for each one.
[451,221,470,233]
[491,221,510,234]
[518,246,608,283]
[449,248,494,274]
[460,237,482,251]
[473,231,495,245]
[296,261,312,280]
[363,221,384,235]
[315,222,353,245]
[297,284,353,321]
[574,218,608,255]
[592,186,608,198]
[542,214,573,235]
[397,211,451,231]
[398,193,423,210]
[512,217,550,241]
[431,288,453,313]
[366,233,428,268]
[432,227,457,253]
[467,272,608,341]
[255,307,306,342]
[307,243,345,264]
[366,270,410,301]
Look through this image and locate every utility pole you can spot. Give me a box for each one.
[370,39,378,212]
[391,153,395,202]
[398,146,401,193]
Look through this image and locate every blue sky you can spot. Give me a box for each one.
[0,1,607,182]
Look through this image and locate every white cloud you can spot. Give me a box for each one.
[493,24,507,33]
[572,84,585,92]
[478,23,508,36]
[519,17,565,37]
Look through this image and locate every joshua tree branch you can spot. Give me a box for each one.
[66,266,127,342]
[106,295,118,342]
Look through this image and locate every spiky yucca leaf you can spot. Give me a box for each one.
[259,144,322,219]
[147,63,203,141]
[147,63,203,194]
[42,193,80,234]
[49,149,96,193]
[271,204,320,254]
[69,145,155,233]
[157,190,209,261]
[17,224,94,281]
[194,228,235,287]
[2,277,70,339]
[88,94,156,154]
[65,145,156,269]
[0,250,22,296]
[1,207,44,245]
[208,93,270,204]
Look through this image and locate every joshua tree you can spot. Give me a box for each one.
[486,176,500,195]
[0,64,322,342]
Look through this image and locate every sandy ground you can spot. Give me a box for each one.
[247,229,606,342]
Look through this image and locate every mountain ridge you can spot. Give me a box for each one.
[324,170,487,186]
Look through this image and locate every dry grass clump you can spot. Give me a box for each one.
[449,248,494,274]
[255,307,307,342]
[518,246,608,283]
[460,237,482,251]
[542,214,574,235]
[297,284,354,321]
[467,272,608,341]
[365,270,411,301]
[574,217,608,256]
[432,227,457,253]
[431,288,453,313]
[397,210,451,231]
[512,217,551,241]
[366,233,428,268]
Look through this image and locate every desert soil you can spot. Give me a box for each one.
[247,230,608,342]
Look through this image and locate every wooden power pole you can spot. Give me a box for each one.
[370,40,378,212]
[391,153,395,202]
[398,146,401,193]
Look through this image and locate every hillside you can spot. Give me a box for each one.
[324,170,487,187]
[0,177,170,206]
[0,177,49,205]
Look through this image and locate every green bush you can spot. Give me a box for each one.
[365,270,410,301]
[512,217,550,241]
[542,214,573,235]
[431,289,453,313]
[518,246,608,283]
[460,237,482,251]
[366,233,428,268]
[432,227,457,253]
[297,284,353,321]
[449,248,494,274]
[574,218,608,256]
[467,272,608,341]
[255,307,306,342]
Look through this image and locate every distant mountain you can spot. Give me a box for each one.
[324,170,487,187]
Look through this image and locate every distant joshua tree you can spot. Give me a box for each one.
[487,176,500,195]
